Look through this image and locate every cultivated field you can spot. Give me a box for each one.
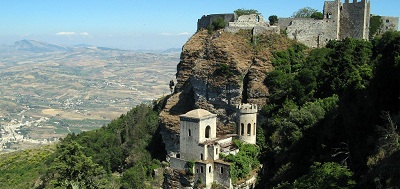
[0,48,179,152]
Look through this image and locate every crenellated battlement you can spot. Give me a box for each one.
[342,0,368,4]
[237,103,258,114]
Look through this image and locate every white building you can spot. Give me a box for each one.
[170,103,258,189]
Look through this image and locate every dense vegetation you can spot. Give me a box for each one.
[0,103,165,189]
[222,140,260,183]
[257,31,400,188]
[0,146,55,189]
[369,15,383,39]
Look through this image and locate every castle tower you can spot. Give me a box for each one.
[323,0,342,40]
[179,109,217,160]
[236,104,257,144]
[339,0,370,39]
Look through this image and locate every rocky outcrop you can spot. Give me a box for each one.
[163,167,195,189]
[159,29,294,156]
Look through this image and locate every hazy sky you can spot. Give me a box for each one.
[1,0,399,50]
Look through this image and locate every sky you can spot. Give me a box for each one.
[1,0,399,50]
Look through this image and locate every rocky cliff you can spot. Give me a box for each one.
[159,29,295,156]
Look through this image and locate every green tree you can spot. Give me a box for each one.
[47,141,106,188]
[291,7,319,18]
[121,163,147,189]
[207,17,226,33]
[369,15,383,39]
[269,15,279,25]
[275,162,355,189]
[222,141,260,182]
[319,38,373,97]
[310,12,324,19]
[234,9,260,17]
[371,31,400,113]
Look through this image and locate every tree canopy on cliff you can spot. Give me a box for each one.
[291,7,320,18]
[234,8,260,17]
[258,31,400,189]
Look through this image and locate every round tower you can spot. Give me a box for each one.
[236,103,257,144]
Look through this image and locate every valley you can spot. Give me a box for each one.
[0,44,179,153]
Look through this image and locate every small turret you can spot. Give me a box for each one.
[236,103,257,144]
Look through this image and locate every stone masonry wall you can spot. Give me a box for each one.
[286,18,335,48]
[170,157,187,170]
[340,0,370,39]
[379,16,399,34]
[197,14,236,31]
[323,0,340,39]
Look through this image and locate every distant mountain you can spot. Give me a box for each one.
[13,40,71,53]
[0,40,71,53]
[0,39,178,53]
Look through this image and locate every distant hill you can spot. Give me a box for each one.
[12,39,71,53]
[0,40,181,54]
[0,40,127,53]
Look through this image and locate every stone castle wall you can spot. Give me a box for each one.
[285,18,336,48]
[323,0,340,38]
[197,14,236,31]
[197,1,398,48]
[339,0,370,39]
[379,16,399,34]
[279,0,385,47]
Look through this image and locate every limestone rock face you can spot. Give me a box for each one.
[159,29,292,156]
[163,167,194,189]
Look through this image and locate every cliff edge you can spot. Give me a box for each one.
[159,29,295,156]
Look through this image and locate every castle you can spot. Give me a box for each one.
[169,104,258,189]
[197,0,398,48]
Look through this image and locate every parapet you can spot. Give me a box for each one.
[344,0,368,4]
[236,103,258,114]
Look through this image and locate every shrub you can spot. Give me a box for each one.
[269,15,279,25]
[208,17,226,33]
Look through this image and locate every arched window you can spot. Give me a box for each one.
[205,126,211,138]
[241,123,244,136]
[201,153,203,160]
[247,123,251,136]
[220,166,224,173]
[188,129,191,136]
[209,166,212,173]
[201,166,204,173]
[254,123,256,135]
